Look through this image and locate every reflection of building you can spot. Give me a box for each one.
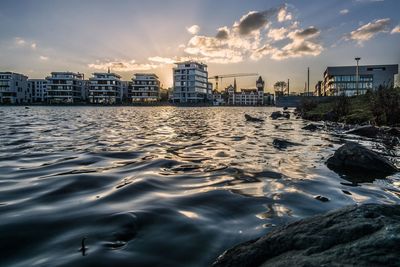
[47,72,84,103]
[323,64,398,96]
[314,81,323,96]
[172,61,210,103]
[130,73,160,102]
[89,71,122,104]
[28,79,48,103]
[226,76,265,106]
[0,72,29,104]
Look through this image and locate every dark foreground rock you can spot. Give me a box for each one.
[245,114,264,122]
[302,123,321,132]
[346,125,381,138]
[213,204,400,267]
[326,142,398,179]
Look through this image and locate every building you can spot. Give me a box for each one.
[323,64,398,96]
[46,72,85,103]
[314,81,323,96]
[130,73,160,102]
[0,72,29,104]
[172,61,210,103]
[89,72,122,104]
[226,76,265,106]
[121,81,132,103]
[28,79,48,103]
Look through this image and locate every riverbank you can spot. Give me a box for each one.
[298,87,400,126]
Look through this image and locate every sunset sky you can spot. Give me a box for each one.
[0,0,399,92]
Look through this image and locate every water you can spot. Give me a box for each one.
[0,106,399,267]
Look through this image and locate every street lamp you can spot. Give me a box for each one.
[355,57,361,96]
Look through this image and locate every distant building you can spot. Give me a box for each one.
[0,72,29,104]
[172,61,210,103]
[28,79,48,103]
[314,81,323,96]
[323,64,398,96]
[226,76,265,106]
[130,73,160,102]
[121,81,131,103]
[46,72,84,103]
[89,72,122,104]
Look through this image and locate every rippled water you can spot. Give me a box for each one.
[0,106,399,267]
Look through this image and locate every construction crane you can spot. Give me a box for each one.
[209,73,259,91]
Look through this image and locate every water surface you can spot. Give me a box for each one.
[0,106,399,267]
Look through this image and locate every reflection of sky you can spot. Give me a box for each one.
[0,0,399,91]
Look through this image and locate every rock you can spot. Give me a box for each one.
[270,111,289,120]
[314,195,329,202]
[326,142,398,180]
[302,123,321,132]
[346,125,381,138]
[283,106,288,110]
[272,138,300,150]
[212,204,400,267]
[384,127,400,137]
[245,114,264,122]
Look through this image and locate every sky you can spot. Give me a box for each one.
[0,0,399,93]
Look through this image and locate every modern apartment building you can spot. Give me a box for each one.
[323,64,398,96]
[28,79,48,102]
[130,73,160,102]
[89,72,122,104]
[172,61,210,103]
[0,72,29,104]
[46,72,84,103]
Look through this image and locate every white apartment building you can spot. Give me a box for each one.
[0,72,29,104]
[46,72,84,103]
[28,79,48,103]
[130,73,160,102]
[172,61,210,103]
[89,72,122,104]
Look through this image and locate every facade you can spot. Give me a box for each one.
[0,72,29,104]
[172,61,210,103]
[130,73,160,102]
[226,76,265,106]
[89,72,122,104]
[46,72,84,103]
[28,79,48,102]
[121,81,132,103]
[323,64,398,96]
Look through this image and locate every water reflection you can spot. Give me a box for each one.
[0,106,398,267]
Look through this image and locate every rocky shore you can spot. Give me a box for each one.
[212,204,400,267]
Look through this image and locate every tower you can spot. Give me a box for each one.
[256,76,264,92]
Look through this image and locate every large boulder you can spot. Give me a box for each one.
[270,111,289,120]
[326,142,398,179]
[213,204,400,267]
[245,114,264,122]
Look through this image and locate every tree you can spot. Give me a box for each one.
[274,81,287,96]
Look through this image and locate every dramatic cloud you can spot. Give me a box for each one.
[391,25,400,34]
[88,59,162,72]
[182,5,323,63]
[346,18,391,44]
[186,25,200,35]
[39,56,49,60]
[340,9,349,15]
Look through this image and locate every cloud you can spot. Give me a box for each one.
[15,37,26,46]
[277,5,292,22]
[31,43,37,49]
[391,25,400,34]
[39,56,49,60]
[346,18,391,44]
[186,25,200,35]
[216,27,230,40]
[267,27,288,41]
[88,59,162,72]
[148,56,176,64]
[340,9,349,15]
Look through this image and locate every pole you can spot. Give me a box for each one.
[355,57,361,96]
[307,67,310,95]
[287,79,290,96]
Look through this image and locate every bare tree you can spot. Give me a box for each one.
[274,81,287,96]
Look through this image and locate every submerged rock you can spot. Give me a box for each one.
[272,138,300,150]
[302,123,321,132]
[270,111,289,120]
[213,204,400,267]
[314,195,329,202]
[326,142,398,179]
[245,114,264,122]
[346,125,381,138]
